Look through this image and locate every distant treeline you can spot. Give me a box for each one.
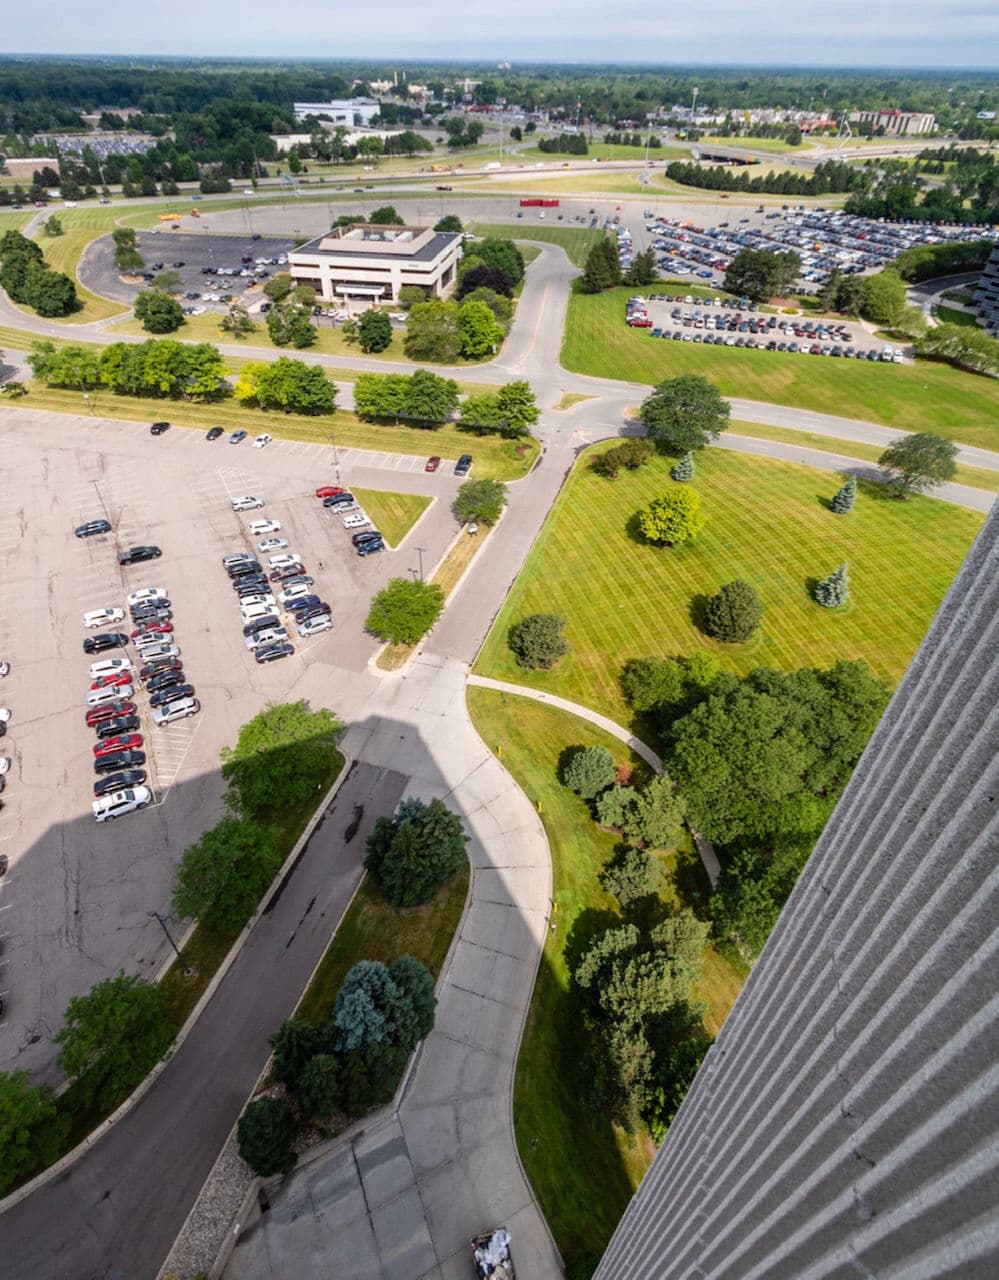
[665,159,866,196]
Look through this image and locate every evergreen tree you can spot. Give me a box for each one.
[670,452,695,482]
[814,564,850,608]
[364,798,469,908]
[580,238,622,293]
[561,746,617,799]
[237,1097,298,1177]
[830,475,857,514]
[509,613,570,669]
[703,580,764,643]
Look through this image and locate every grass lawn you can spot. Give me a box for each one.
[18,381,539,481]
[295,868,469,1026]
[726,418,999,494]
[553,392,595,411]
[468,220,606,268]
[562,286,999,450]
[474,445,982,724]
[933,305,980,328]
[518,142,689,163]
[466,687,744,1274]
[351,487,430,546]
[35,223,129,323]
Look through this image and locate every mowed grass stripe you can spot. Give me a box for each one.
[475,446,982,722]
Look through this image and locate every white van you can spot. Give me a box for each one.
[134,640,180,660]
[241,602,280,623]
[93,786,152,821]
[152,696,200,726]
[89,657,134,679]
[343,512,371,529]
[87,683,134,708]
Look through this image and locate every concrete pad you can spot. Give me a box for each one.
[370,1184,438,1280]
[449,946,535,1011]
[459,898,544,959]
[433,980,521,1057]
[396,1100,459,1175]
[355,1122,418,1209]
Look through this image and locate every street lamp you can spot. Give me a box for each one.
[327,429,342,486]
[415,545,426,581]
[148,910,192,975]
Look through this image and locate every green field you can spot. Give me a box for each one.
[351,487,431,546]
[562,287,999,450]
[519,141,689,163]
[19,382,539,481]
[467,687,744,1272]
[474,446,982,724]
[468,220,606,267]
[933,305,980,329]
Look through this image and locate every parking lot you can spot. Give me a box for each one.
[81,230,297,312]
[0,407,461,1078]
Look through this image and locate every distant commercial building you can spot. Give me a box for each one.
[594,506,999,1280]
[975,241,999,332]
[849,109,936,136]
[288,223,462,306]
[293,99,381,127]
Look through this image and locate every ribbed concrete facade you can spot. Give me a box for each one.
[594,504,999,1280]
[975,242,999,333]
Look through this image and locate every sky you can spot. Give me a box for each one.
[5,0,999,67]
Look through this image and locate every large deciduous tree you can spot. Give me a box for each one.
[221,700,344,818]
[135,289,184,334]
[724,248,801,301]
[365,578,445,646]
[403,300,461,363]
[0,1071,66,1193]
[453,477,508,525]
[639,375,730,454]
[358,309,393,353]
[878,432,957,497]
[172,815,282,933]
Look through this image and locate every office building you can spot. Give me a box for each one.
[288,223,462,306]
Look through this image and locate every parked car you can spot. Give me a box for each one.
[248,520,281,536]
[314,485,344,499]
[351,530,383,547]
[130,605,172,624]
[206,426,224,441]
[83,632,128,654]
[118,546,162,565]
[86,699,136,726]
[245,626,289,651]
[275,574,313,590]
[279,583,313,604]
[94,714,141,739]
[296,603,332,622]
[231,495,264,512]
[222,552,256,567]
[90,671,133,692]
[74,519,111,538]
[357,538,385,556]
[323,493,355,510]
[152,696,200,725]
[254,641,294,664]
[94,734,143,757]
[150,421,170,436]
[93,770,147,798]
[343,513,371,529]
[83,607,126,629]
[146,670,187,694]
[284,594,321,614]
[89,657,133,679]
[149,684,195,709]
[270,563,308,582]
[454,454,473,476]
[92,786,152,822]
[297,614,333,638]
[425,456,441,473]
[229,430,248,445]
[130,621,173,639]
[258,537,289,553]
[139,658,181,681]
[267,553,302,569]
[127,588,168,608]
[133,640,180,661]
[253,434,272,449]
[94,749,146,775]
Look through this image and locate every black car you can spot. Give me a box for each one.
[357,538,385,557]
[284,594,321,614]
[243,616,279,637]
[118,546,162,565]
[235,579,271,597]
[139,657,182,681]
[228,560,263,578]
[75,519,111,538]
[94,749,146,776]
[150,421,170,436]
[323,492,354,509]
[146,669,186,694]
[95,714,141,739]
[454,454,473,476]
[276,574,314,589]
[130,602,171,621]
[149,684,194,709]
[351,530,382,547]
[94,769,147,797]
[206,427,224,441]
[255,642,294,664]
[83,632,129,654]
[296,603,333,622]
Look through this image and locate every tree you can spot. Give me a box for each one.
[172,815,281,934]
[878,433,958,497]
[263,274,295,304]
[134,290,184,334]
[646,1036,713,1142]
[435,214,463,233]
[269,1017,324,1092]
[638,489,705,547]
[600,847,666,913]
[457,392,505,435]
[509,613,570,670]
[580,238,622,293]
[561,746,616,799]
[358,310,393,353]
[830,474,857,514]
[703,580,764,643]
[388,956,437,1048]
[724,248,801,301]
[639,375,730,453]
[43,214,63,237]
[495,380,539,434]
[453,477,508,525]
[243,358,336,414]
[592,438,656,479]
[814,563,850,608]
[403,367,459,424]
[595,776,686,849]
[237,1097,298,1177]
[220,301,256,339]
[670,452,695,482]
[0,1070,66,1194]
[294,1054,341,1119]
[456,263,514,300]
[267,301,315,348]
[473,237,525,285]
[365,578,445,646]
[365,797,469,908]
[624,247,658,287]
[54,974,174,1111]
[458,299,504,357]
[369,205,404,225]
[861,270,906,328]
[28,340,100,389]
[460,286,513,329]
[149,269,182,294]
[221,701,345,818]
[404,300,461,363]
[397,285,426,309]
[0,231,42,262]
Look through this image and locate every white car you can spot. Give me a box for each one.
[93,786,152,822]
[253,434,272,449]
[0,708,10,726]
[134,640,180,660]
[0,757,9,775]
[279,583,312,604]
[89,657,133,679]
[87,683,133,708]
[232,495,264,512]
[241,602,280,623]
[343,512,371,529]
[0,660,8,678]
[244,626,288,651]
[237,593,276,609]
[127,587,168,608]
[248,520,281,536]
[257,537,288,553]
[297,615,333,638]
[267,552,302,569]
[83,607,126,629]
[152,696,200,725]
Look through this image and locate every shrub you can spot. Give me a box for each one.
[365,578,445,646]
[237,1097,298,1177]
[638,489,705,546]
[509,613,570,670]
[364,797,469,908]
[454,478,507,525]
[595,776,686,849]
[561,746,617,799]
[830,474,857,514]
[270,1017,325,1092]
[294,1054,342,1119]
[814,563,850,608]
[600,847,666,912]
[670,452,695,483]
[703,580,764,643]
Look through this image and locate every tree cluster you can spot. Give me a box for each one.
[234,358,337,414]
[112,227,144,273]
[365,797,469,908]
[29,338,226,400]
[665,159,866,197]
[239,956,437,1176]
[537,132,588,155]
[915,324,999,378]
[365,577,446,646]
[353,368,459,426]
[457,380,539,437]
[266,300,316,349]
[724,248,801,302]
[0,230,79,317]
[591,437,656,479]
[403,297,506,362]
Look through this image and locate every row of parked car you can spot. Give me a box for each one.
[0,658,12,829]
[316,485,387,557]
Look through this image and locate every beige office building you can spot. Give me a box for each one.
[288,224,462,307]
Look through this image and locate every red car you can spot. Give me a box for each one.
[270,564,307,582]
[94,733,143,757]
[90,671,133,691]
[314,485,344,499]
[130,621,173,640]
[425,456,441,473]
[86,700,136,726]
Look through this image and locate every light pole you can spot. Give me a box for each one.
[91,478,110,522]
[327,429,342,486]
[415,545,426,581]
[148,910,192,975]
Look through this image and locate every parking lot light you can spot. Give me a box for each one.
[148,909,192,976]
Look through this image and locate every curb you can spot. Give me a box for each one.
[0,752,353,1218]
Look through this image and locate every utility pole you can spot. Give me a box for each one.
[415,546,426,581]
[148,910,192,975]
[91,478,110,522]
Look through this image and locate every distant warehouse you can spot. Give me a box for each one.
[848,109,936,136]
[293,99,381,126]
[288,223,463,307]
